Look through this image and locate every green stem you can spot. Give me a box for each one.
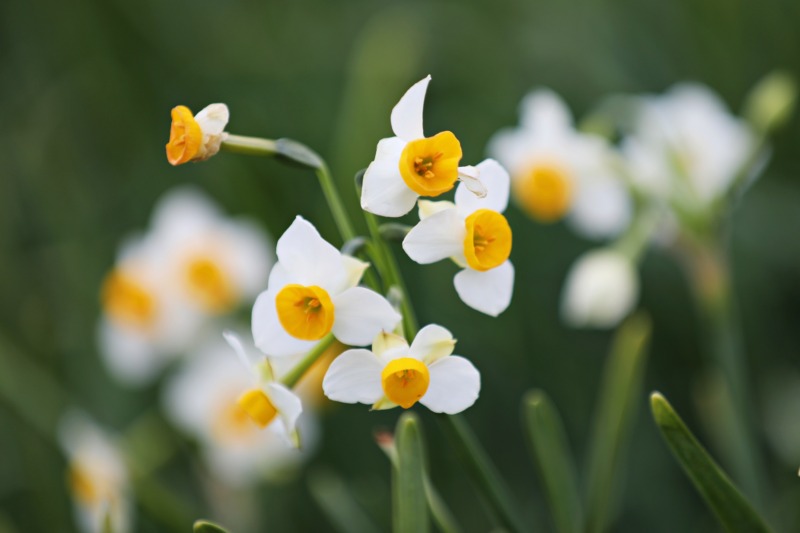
[438,414,528,533]
[316,162,357,242]
[281,334,336,388]
[220,134,278,157]
[364,210,418,339]
[683,239,766,509]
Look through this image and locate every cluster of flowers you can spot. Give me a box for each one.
[488,83,773,328]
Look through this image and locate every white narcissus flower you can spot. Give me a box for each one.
[97,186,273,386]
[402,159,514,317]
[166,103,229,165]
[361,75,485,218]
[561,249,639,328]
[323,325,480,414]
[164,331,313,486]
[59,412,132,533]
[252,216,401,358]
[488,89,632,239]
[621,83,759,208]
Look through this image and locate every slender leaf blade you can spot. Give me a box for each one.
[394,413,429,533]
[193,520,230,533]
[523,390,582,533]
[307,469,381,533]
[584,313,652,533]
[650,393,772,533]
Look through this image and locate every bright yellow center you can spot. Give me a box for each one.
[68,463,100,504]
[381,357,430,409]
[399,131,463,197]
[166,105,202,166]
[515,163,573,222]
[237,388,278,428]
[463,209,512,271]
[185,256,236,313]
[101,270,156,329]
[210,391,259,442]
[275,284,335,340]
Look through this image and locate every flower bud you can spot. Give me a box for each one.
[561,249,638,328]
[166,103,229,165]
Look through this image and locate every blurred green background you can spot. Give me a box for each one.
[2,0,799,531]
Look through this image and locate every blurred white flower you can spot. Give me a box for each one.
[402,159,515,316]
[561,249,638,328]
[488,89,631,239]
[98,186,273,385]
[621,83,759,208]
[166,103,229,165]
[251,216,400,358]
[323,325,480,414]
[361,76,484,217]
[164,331,315,487]
[59,412,132,533]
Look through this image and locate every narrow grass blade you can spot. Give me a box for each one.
[584,313,652,533]
[523,390,582,533]
[650,393,772,533]
[393,412,429,533]
[307,469,381,533]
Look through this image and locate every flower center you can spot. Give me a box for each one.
[399,131,463,197]
[381,357,430,409]
[463,209,512,271]
[166,105,203,166]
[515,163,573,221]
[101,270,156,329]
[68,462,116,506]
[185,256,236,313]
[237,388,278,428]
[275,284,335,340]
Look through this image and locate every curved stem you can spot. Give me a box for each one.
[281,334,336,389]
[316,162,357,242]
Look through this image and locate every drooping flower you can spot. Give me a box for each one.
[98,187,273,385]
[59,412,132,533]
[252,216,401,357]
[402,159,514,316]
[322,325,480,414]
[164,331,312,485]
[621,83,759,210]
[166,103,229,165]
[488,89,632,239]
[560,249,639,328]
[361,76,484,217]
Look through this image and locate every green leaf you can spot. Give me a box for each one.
[393,412,429,533]
[584,313,652,533]
[308,469,382,533]
[523,390,582,533]
[650,393,772,533]
[193,519,230,533]
[275,138,324,169]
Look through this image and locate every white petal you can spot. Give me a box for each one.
[455,159,511,215]
[332,287,402,346]
[568,177,632,239]
[453,261,515,317]
[520,89,574,133]
[402,208,466,264]
[322,349,384,404]
[267,262,293,291]
[341,255,370,291]
[409,324,456,364]
[276,216,345,291]
[265,382,303,441]
[252,289,317,357]
[561,250,638,328]
[420,356,481,414]
[418,200,456,220]
[222,330,258,376]
[391,75,431,141]
[97,320,167,386]
[361,138,418,217]
[194,103,230,136]
[457,165,487,199]
[372,330,410,361]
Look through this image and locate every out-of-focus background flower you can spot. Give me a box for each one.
[1,0,799,531]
